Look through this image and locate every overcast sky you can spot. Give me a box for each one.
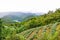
[0,0,60,17]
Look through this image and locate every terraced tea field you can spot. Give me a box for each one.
[19,22,60,40]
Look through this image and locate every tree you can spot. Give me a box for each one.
[0,18,3,40]
[48,10,53,14]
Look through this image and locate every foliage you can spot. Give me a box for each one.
[0,8,60,40]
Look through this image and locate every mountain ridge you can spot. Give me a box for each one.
[1,12,43,22]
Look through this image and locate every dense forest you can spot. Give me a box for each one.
[0,8,60,40]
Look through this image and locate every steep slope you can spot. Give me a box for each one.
[19,22,60,40]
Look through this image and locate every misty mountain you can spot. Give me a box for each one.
[2,12,39,22]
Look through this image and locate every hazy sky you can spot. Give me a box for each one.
[0,0,60,17]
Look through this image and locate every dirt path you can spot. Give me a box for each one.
[26,30,37,40]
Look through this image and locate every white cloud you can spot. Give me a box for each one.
[0,0,60,13]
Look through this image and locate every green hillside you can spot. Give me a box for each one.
[20,8,60,29]
[0,8,60,40]
[18,22,60,40]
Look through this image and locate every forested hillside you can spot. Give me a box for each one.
[20,8,60,29]
[0,8,60,40]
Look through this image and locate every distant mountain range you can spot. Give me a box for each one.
[1,12,43,22]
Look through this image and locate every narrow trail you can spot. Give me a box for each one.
[26,30,37,40]
[38,28,43,37]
